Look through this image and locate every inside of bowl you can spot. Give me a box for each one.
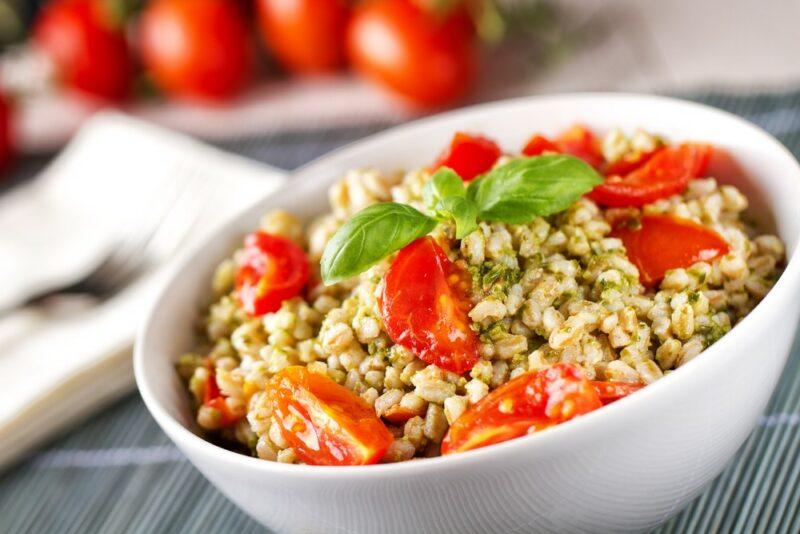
[139,94,800,438]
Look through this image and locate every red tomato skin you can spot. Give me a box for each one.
[139,0,256,102]
[441,363,601,455]
[268,366,393,466]
[521,134,559,157]
[556,125,603,168]
[381,237,480,375]
[235,232,310,317]
[347,0,476,107]
[604,150,655,177]
[256,0,349,73]
[591,381,643,404]
[611,215,730,287]
[33,0,135,101]
[589,144,713,207]
[432,132,501,181]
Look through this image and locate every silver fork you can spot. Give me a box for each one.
[4,163,215,312]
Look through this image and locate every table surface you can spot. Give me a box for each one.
[2,89,800,533]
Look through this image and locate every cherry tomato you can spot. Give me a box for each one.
[556,125,603,168]
[139,0,255,101]
[611,215,729,287]
[268,366,393,466]
[441,364,602,455]
[521,126,602,167]
[589,144,713,207]
[236,232,310,317]
[432,132,501,181]
[521,134,559,157]
[33,0,135,101]
[603,150,655,177]
[203,366,241,427]
[591,381,643,404]
[347,0,476,107]
[0,91,14,175]
[255,0,349,73]
[381,237,480,375]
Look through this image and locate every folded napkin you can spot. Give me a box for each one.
[0,113,286,469]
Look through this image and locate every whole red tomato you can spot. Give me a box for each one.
[255,0,349,73]
[33,0,135,101]
[139,0,256,102]
[347,0,476,107]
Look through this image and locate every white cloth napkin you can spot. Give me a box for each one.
[0,113,286,469]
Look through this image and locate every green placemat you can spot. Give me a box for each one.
[2,90,800,533]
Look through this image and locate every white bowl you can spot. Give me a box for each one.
[134,93,800,534]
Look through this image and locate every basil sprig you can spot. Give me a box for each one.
[320,155,602,285]
[422,167,477,239]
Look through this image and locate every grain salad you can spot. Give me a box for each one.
[178,125,784,466]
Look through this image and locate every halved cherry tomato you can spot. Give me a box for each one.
[556,125,603,168]
[521,134,559,157]
[255,0,350,73]
[268,366,393,466]
[203,367,240,427]
[603,150,655,177]
[347,0,476,107]
[591,381,643,404]
[139,0,255,101]
[381,237,480,375]
[589,144,713,207]
[521,125,602,167]
[611,215,729,287]
[432,132,501,181]
[236,232,310,317]
[33,0,135,101]
[441,364,602,455]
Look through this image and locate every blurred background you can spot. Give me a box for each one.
[1,1,800,533]
[0,0,797,162]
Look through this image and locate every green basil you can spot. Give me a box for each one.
[320,202,436,285]
[467,155,603,224]
[422,167,466,212]
[435,196,478,239]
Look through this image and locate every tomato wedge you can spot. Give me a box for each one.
[236,232,310,317]
[432,132,501,181]
[611,215,729,287]
[268,366,393,466]
[589,144,713,207]
[603,149,655,177]
[556,124,603,168]
[521,125,602,168]
[203,367,240,427]
[521,134,559,157]
[441,364,602,455]
[591,381,643,404]
[381,237,480,375]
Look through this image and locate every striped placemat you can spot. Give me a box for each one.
[2,90,800,533]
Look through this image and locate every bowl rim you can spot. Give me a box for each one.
[134,91,800,479]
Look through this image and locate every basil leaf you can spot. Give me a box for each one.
[321,202,436,285]
[435,196,478,239]
[422,167,466,213]
[467,155,603,224]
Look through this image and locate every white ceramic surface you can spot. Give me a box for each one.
[134,94,800,534]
